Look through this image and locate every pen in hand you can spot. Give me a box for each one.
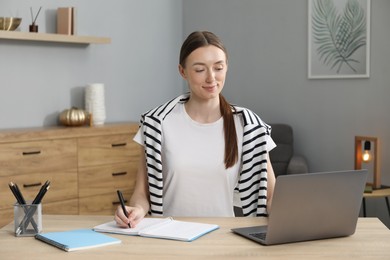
[117,190,132,228]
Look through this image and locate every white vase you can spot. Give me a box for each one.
[85,83,106,125]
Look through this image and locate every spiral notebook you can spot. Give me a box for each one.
[93,217,219,242]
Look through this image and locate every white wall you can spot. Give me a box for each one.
[0,0,183,128]
[183,0,390,227]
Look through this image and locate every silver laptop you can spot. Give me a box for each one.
[231,169,368,245]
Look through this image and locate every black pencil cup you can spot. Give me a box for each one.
[14,203,42,237]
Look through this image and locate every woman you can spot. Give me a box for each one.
[115,31,276,228]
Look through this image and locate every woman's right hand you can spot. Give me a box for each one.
[114,205,146,228]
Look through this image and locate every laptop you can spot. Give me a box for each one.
[231,169,368,245]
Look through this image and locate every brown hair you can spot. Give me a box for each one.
[179,31,238,169]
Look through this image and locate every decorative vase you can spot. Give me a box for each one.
[85,83,106,125]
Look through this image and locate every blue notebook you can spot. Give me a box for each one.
[35,229,121,252]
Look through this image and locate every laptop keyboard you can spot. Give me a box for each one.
[249,232,267,240]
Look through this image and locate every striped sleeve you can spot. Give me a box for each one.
[142,112,163,215]
[235,108,271,217]
[140,94,190,216]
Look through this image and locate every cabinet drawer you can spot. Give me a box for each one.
[0,169,78,210]
[0,139,77,177]
[0,207,13,228]
[78,134,139,167]
[79,190,132,215]
[79,162,137,198]
[43,198,79,215]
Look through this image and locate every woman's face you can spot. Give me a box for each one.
[179,45,228,101]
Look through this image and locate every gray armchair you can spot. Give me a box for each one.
[269,123,309,177]
[233,123,309,216]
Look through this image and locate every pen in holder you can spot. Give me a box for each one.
[14,202,42,237]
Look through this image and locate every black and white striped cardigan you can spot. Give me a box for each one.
[139,93,271,217]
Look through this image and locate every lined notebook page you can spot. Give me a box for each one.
[94,218,219,242]
[138,220,219,241]
[93,218,172,235]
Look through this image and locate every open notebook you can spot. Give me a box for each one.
[93,217,219,242]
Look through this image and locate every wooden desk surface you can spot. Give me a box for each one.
[0,215,389,259]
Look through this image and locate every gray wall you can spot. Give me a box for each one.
[0,0,183,128]
[1,1,389,226]
[182,0,390,227]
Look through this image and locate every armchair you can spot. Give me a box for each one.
[233,123,309,216]
[269,123,309,177]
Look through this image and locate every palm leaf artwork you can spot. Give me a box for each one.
[312,0,367,74]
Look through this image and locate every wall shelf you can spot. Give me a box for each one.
[0,30,111,45]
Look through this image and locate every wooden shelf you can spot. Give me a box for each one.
[0,30,111,44]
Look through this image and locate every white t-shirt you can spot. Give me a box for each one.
[134,103,275,217]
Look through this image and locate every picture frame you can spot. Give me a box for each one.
[308,0,371,79]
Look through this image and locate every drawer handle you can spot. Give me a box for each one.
[111,143,127,147]
[112,171,127,176]
[23,182,42,188]
[112,200,127,205]
[22,151,41,156]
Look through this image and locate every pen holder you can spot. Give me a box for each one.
[14,203,42,237]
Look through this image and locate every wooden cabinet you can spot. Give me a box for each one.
[78,133,139,215]
[0,123,139,227]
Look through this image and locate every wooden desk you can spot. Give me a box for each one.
[0,215,389,259]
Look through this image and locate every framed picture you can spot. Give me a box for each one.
[308,0,371,79]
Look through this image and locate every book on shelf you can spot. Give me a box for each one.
[93,217,219,242]
[57,7,76,35]
[35,229,121,252]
